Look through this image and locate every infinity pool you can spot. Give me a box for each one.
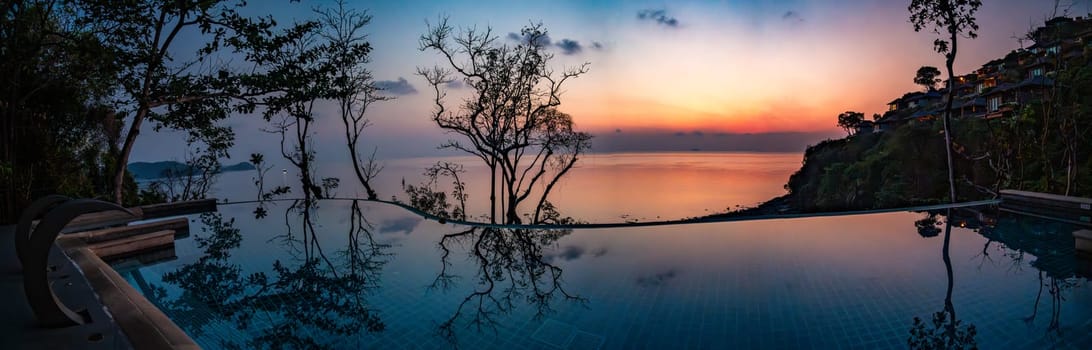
[116,200,1092,349]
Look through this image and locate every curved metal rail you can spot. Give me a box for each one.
[14,195,71,266]
[17,198,135,327]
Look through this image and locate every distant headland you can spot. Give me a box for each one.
[127,161,255,180]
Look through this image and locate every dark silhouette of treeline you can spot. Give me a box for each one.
[1,0,590,226]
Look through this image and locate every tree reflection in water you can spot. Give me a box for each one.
[1023,269,1079,340]
[908,209,978,350]
[145,197,388,349]
[401,159,588,345]
[910,207,1090,348]
[429,226,586,344]
[977,210,1085,340]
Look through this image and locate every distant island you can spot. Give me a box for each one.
[127,161,256,180]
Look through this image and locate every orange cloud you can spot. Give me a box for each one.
[563,95,840,134]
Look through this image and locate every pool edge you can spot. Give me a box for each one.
[59,237,199,349]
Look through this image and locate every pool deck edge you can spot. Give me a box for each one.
[59,235,200,350]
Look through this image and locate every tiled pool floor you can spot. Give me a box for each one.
[121,201,1092,349]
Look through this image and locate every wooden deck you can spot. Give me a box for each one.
[7,199,215,349]
[1076,229,1092,256]
[999,189,1092,227]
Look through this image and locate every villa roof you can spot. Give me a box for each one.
[982,58,1005,68]
[958,98,986,108]
[983,82,1017,96]
[1045,16,1074,26]
[910,109,941,119]
[1029,40,1062,49]
[1015,76,1054,89]
[876,108,915,124]
[905,91,942,102]
[889,91,921,104]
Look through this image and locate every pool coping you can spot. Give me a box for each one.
[57,233,200,350]
[221,197,1004,229]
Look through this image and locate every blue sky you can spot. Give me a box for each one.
[132,0,1092,162]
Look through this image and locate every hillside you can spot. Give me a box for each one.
[724,16,1092,215]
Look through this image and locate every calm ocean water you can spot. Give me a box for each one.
[206,152,802,222]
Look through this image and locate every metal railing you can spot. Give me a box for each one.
[14,195,135,327]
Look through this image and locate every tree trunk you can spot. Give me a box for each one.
[1,98,14,221]
[941,208,957,334]
[297,119,323,200]
[341,100,378,200]
[506,174,519,225]
[1065,143,1075,196]
[942,32,958,203]
[489,161,496,224]
[113,108,148,204]
[346,136,377,200]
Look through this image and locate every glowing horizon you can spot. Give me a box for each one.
[547,0,1079,134]
[133,0,1092,160]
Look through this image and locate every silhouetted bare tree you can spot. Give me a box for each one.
[143,142,221,202]
[260,24,328,201]
[318,0,387,200]
[909,0,982,203]
[417,19,591,224]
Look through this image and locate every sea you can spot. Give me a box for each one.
[203,152,803,223]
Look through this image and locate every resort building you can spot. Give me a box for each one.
[875,15,1092,128]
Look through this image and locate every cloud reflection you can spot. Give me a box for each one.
[636,268,679,287]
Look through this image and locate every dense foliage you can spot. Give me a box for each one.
[786,58,1092,211]
[417,20,591,224]
[0,1,132,221]
[0,1,382,223]
[786,124,948,211]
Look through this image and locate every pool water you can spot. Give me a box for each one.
[117,200,1092,349]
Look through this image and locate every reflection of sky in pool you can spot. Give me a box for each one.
[117,200,1092,349]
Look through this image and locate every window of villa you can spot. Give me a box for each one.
[1031,67,1043,77]
[988,96,1001,111]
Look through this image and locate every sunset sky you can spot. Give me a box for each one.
[133,0,1092,161]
